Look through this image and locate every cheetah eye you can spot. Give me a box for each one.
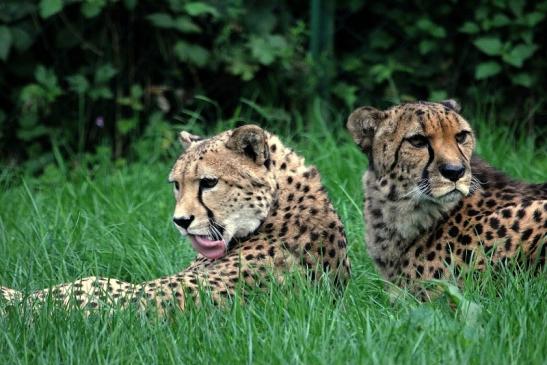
[455,131,470,144]
[406,135,429,148]
[200,177,218,189]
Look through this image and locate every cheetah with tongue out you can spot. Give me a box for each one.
[347,100,546,298]
[1,125,350,312]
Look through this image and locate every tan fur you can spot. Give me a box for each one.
[1,125,350,312]
[348,101,546,298]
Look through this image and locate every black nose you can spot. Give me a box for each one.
[173,215,194,229]
[439,164,465,182]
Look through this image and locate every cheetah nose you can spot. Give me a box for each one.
[173,215,194,230]
[439,164,465,182]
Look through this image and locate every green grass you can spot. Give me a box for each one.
[1,107,546,364]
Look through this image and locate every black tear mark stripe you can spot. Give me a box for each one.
[198,185,225,236]
[422,143,435,180]
[456,144,469,162]
[388,139,405,172]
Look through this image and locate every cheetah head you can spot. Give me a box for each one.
[169,125,276,260]
[347,100,476,204]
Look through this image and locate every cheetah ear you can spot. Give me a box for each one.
[440,99,461,113]
[179,131,203,149]
[346,106,386,155]
[226,124,270,167]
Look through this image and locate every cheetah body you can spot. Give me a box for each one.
[1,125,350,311]
[347,101,546,296]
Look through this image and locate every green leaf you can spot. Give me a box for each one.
[147,13,174,28]
[502,43,537,67]
[34,65,62,100]
[228,58,257,81]
[39,0,63,18]
[511,72,533,87]
[491,14,511,27]
[174,41,210,67]
[248,35,287,65]
[419,40,435,55]
[11,27,34,51]
[523,11,544,27]
[417,18,446,38]
[117,117,138,135]
[35,66,56,87]
[19,109,39,127]
[475,61,502,79]
[123,0,137,10]
[167,0,185,12]
[459,21,479,34]
[184,2,219,18]
[509,0,525,17]
[332,82,358,108]
[368,30,395,50]
[89,86,113,100]
[130,84,143,99]
[94,64,117,84]
[81,0,106,18]
[174,16,201,33]
[0,26,12,61]
[17,124,49,141]
[20,84,45,112]
[0,3,35,23]
[473,37,503,56]
[66,74,89,94]
[370,64,392,83]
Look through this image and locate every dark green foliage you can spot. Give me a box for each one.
[0,0,546,168]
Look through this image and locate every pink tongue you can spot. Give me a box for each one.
[190,235,227,260]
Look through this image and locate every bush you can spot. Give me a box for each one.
[0,0,545,168]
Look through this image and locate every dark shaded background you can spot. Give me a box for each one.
[1,0,545,170]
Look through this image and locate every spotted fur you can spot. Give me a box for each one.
[1,125,350,312]
[347,101,546,298]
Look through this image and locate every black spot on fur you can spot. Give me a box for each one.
[458,234,472,245]
[461,249,473,264]
[433,268,443,279]
[497,226,507,238]
[533,209,542,223]
[521,228,533,241]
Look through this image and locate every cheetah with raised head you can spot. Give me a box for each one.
[1,125,350,312]
[347,100,546,298]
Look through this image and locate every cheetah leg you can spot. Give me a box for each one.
[0,246,302,314]
[1,286,23,302]
[22,276,144,311]
[1,274,202,314]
